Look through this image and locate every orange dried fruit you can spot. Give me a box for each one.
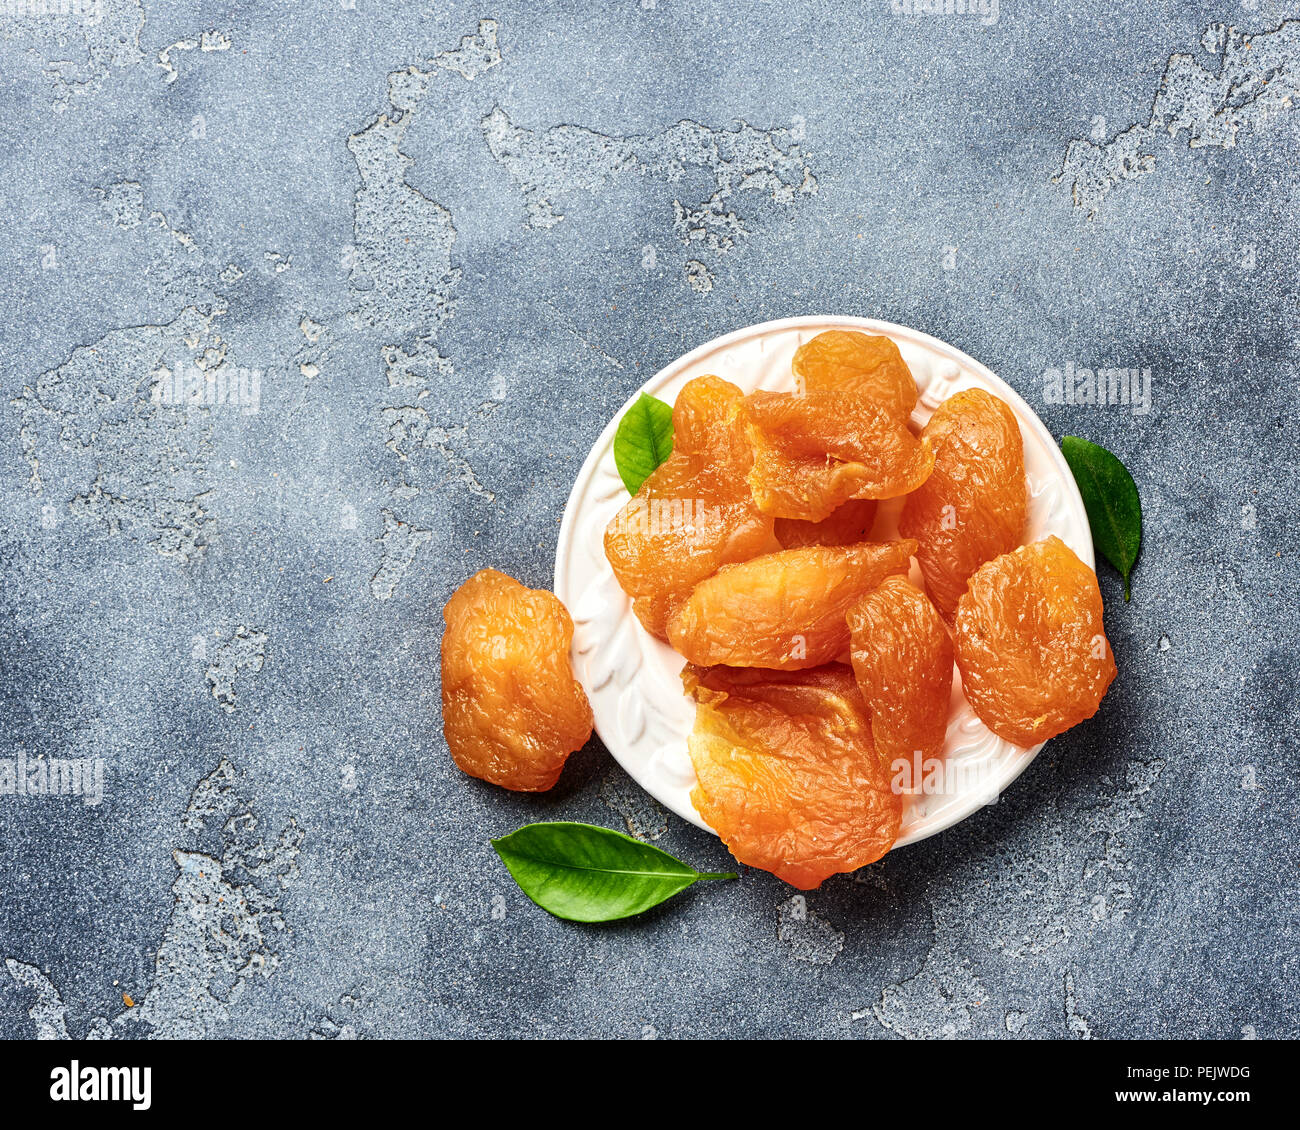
[666,539,916,669]
[605,375,776,638]
[683,662,902,889]
[774,498,878,549]
[899,388,1027,620]
[954,536,1116,747]
[847,575,954,767]
[630,592,682,639]
[743,390,934,522]
[792,329,918,419]
[441,569,593,791]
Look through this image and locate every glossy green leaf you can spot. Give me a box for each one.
[1061,435,1143,601]
[613,393,674,495]
[491,821,735,923]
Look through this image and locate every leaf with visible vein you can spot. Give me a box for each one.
[492,821,735,923]
[613,393,674,495]
[1061,435,1143,601]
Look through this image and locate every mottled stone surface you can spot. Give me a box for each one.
[1,2,1297,1040]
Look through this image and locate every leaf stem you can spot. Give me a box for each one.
[695,871,739,881]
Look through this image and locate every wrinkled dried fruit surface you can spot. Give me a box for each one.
[900,388,1026,619]
[954,537,1116,747]
[605,375,776,638]
[667,539,916,669]
[775,498,878,548]
[744,390,935,521]
[684,663,902,889]
[847,576,954,767]
[631,592,682,639]
[792,330,918,419]
[441,569,593,791]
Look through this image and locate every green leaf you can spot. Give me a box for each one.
[613,393,674,495]
[1061,435,1143,601]
[491,821,736,923]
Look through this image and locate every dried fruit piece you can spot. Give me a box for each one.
[630,592,682,639]
[954,537,1116,748]
[684,663,902,889]
[605,375,776,639]
[899,388,1027,619]
[792,329,918,419]
[743,390,935,521]
[847,576,954,767]
[667,539,916,669]
[774,498,878,549]
[441,569,593,791]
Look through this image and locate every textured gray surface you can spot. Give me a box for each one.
[0,1,1297,1040]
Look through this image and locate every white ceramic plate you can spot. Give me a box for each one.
[554,316,1092,847]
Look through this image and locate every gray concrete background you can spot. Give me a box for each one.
[0,1,1296,1039]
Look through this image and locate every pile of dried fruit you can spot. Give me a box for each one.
[440,330,1120,893]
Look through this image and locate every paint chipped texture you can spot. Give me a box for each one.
[379,402,498,503]
[370,509,433,600]
[2,0,145,110]
[1056,20,1300,214]
[157,29,232,85]
[205,627,269,713]
[777,895,844,966]
[4,960,70,1040]
[5,759,300,1039]
[1,4,1297,1039]
[347,20,500,384]
[483,108,817,289]
[12,306,222,563]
